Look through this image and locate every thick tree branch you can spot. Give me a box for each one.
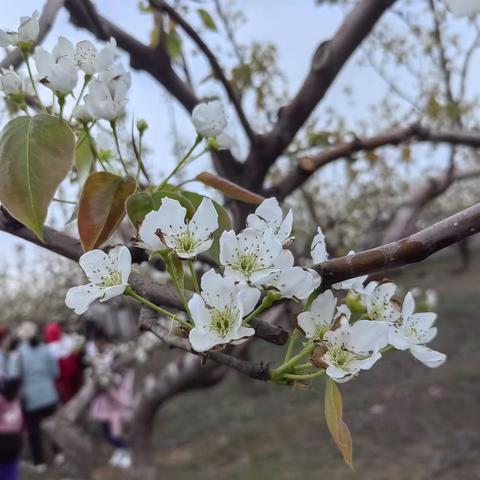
[151,0,255,142]
[0,0,64,70]
[0,207,287,344]
[139,306,270,380]
[267,124,480,199]
[315,202,480,283]
[243,0,396,191]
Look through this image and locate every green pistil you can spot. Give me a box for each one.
[174,231,201,254]
[210,307,236,338]
[233,252,261,277]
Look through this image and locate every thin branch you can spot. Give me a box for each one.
[0,0,64,70]
[151,0,255,142]
[0,207,287,345]
[242,0,397,191]
[267,124,480,199]
[315,202,480,283]
[139,306,270,380]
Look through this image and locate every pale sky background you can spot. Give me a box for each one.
[0,0,474,274]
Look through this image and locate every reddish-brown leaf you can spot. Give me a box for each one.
[78,172,136,251]
[195,171,264,205]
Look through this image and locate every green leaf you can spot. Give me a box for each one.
[198,8,217,30]
[167,29,182,59]
[195,172,264,205]
[75,127,94,186]
[181,191,231,261]
[78,172,136,251]
[324,378,354,469]
[126,189,195,230]
[0,114,75,240]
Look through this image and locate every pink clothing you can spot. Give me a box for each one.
[0,395,22,434]
[90,370,134,437]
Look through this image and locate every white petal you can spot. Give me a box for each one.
[371,282,396,306]
[311,289,337,322]
[188,293,211,330]
[410,344,446,368]
[115,246,132,284]
[270,267,318,300]
[237,287,261,316]
[99,284,127,302]
[297,312,318,339]
[65,284,103,315]
[277,209,293,244]
[156,198,187,238]
[350,352,382,371]
[189,328,219,352]
[0,31,18,47]
[402,291,415,317]
[189,198,218,241]
[219,230,238,265]
[200,269,236,310]
[311,226,329,264]
[253,198,283,229]
[387,326,410,350]
[79,249,111,283]
[191,100,227,137]
[348,320,389,353]
[326,365,349,381]
[18,11,39,43]
[234,326,255,340]
[273,248,295,269]
[139,210,165,251]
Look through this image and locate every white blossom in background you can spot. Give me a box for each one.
[74,38,117,75]
[387,292,446,368]
[319,318,387,382]
[143,197,218,259]
[446,0,480,15]
[34,37,78,94]
[65,246,131,315]
[0,68,23,95]
[363,281,401,323]
[188,269,260,352]
[85,64,130,120]
[219,228,284,285]
[246,198,293,246]
[191,100,227,137]
[311,226,329,264]
[0,11,39,48]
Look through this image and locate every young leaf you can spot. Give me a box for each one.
[167,28,182,59]
[195,172,265,205]
[126,190,195,230]
[198,8,217,30]
[0,114,75,240]
[324,378,353,469]
[181,191,231,261]
[75,127,94,186]
[78,172,136,251]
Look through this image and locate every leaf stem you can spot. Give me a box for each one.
[124,286,191,330]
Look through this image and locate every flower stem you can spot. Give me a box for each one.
[84,125,107,171]
[124,286,191,330]
[284,328,300,363]
[110,120,129,176]
[156,135,202,191]
[243,293,280,324]
[22,51,44,110]
[164,255,192,321]
[188,260,200,293]
[283,370,325,382]
[69,74,90,122]
[270,342,316,381]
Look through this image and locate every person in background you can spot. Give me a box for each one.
[0,328,22,480]
[44,322,83,403]
[16,321,60,473]
[88,327,134,469]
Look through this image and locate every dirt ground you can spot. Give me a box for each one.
[25,250,480,480]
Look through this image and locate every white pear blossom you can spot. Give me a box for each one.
[311,226,329,264]
[298,289,338,340]
[0,11,39,48]
[191,100,227,137]
[446,0,480,15]
[188,269,260,352]
[144,197,218,259]
[319,318,386,382]
[85,64,130,120]
[387,292,446,368]
[332,251,368,294]
[65,246,131,315]
[74,38,117,75]
[0,68,23,95]
[72,104,93,123]
[34,37,78,94]
[219,228,284,285]
[216,129,235,150]
[363,281,401,323]
[246,198,293,245]
[266,265,320,300]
